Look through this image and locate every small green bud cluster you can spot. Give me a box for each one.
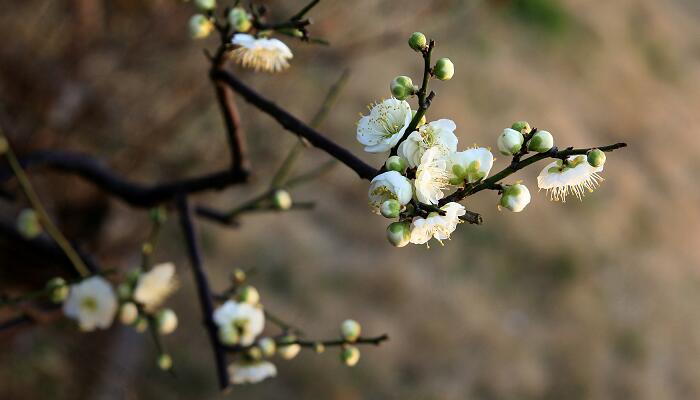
[587,148,606,167]
[408,32,427,51]
[272,189,293,210]
[434,58,454,81]
[528,130,554,153]
[189,15,214,39]
[45,277,69,303]
[390,76,416,100]
[17,208,42,239]
[228,7,252,33]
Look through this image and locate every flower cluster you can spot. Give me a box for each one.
[357,32,615,248]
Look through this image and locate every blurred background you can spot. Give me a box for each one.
[1,0,699,398]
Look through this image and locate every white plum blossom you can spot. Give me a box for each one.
[368,171,413,212]
[213,300,265,346]
[537,155,604,202]
[414,146,451,205]
[133,262,178,312]
[449,147,494,184]
[409,202,466,245]
[63,276,118,331]
[397,119,458,168]
[497,128,524,156]
[229,361,277,385]
[231,34,293,73]
[356,98,412,153]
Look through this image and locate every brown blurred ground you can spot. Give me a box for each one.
[1,0,700,399]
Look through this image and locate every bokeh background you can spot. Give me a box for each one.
[1,0,699,399]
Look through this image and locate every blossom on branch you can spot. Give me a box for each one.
[409,202,466,245]
[213,299,265,346]
[230,34,293,73]
[133,262,178,312]
[63,276,118,331]
[414,146,451,205]
[398,119,458,168]
[368,171,413,212]
[229,360,277,385]
[356,98,413,153]
[537,155,604,202]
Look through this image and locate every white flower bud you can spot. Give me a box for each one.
[158,354,173,371]
[340,319,361,342]
[247,346,263,361]
[340,346,360,367]
[237,285,260,305]
[195,0,216,10]
[219,327,240,345]
[119,302,139,325]
[314,342,325,354]
[258,337,276,357]
[385,155,407,173]
[189,14,213,39]
[272,189,293,210]
[497,128,524,156]
[499,184,531,212]
[380,200,401,219]
[157,308,178,335]
[46,277,69,303]
[434,58,454,81]
[409,32,427,51]
[587,149,606,168]
[511,120,531,134]
[390,76,415,100]
[278,343,301,360]
[386,221,411,248]
[17,209,42,239]
[228,7,251,32]
[527,130,554,153]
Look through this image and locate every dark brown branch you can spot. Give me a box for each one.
[212,69,378,181]
[213,81,249,172]
[176,195,230,391]
[294,333,389,348]
[0,150,249,208]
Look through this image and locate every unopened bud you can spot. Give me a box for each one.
[237,285,260,305]
[134,316,149,333]
[385,155,407,173]
[158,354,173,371]
[587,148,606,168]
[272,189,293,210]
[527,130,554,153]
[408,32,428,51]
[314,342,325,354]
[497,128,524,156]
[17,209,42,239]
[258,337,276,357]
[386,221,411,248]
[120,302,139,325]
[46,277,68,303]
[228,7,252,32]
[340,346,360,367]
[340,319,361,342]
[511,121,531,134]
[390,76,415,101]
[380,199,401,219]
[278,336,301,360]
[434,58,454,81]
[157,308,178,335]
[117,283,132,301]
[499,184,531,213]
[231,268,246,284]
[189,14,213,39]
[195,0,216,10]
[247,346,263,361]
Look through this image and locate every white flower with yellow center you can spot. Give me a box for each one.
[229,360,277,385]
[537,155,604,202]
[230,34,293,73]
[213,300,265,346]
[63,276,118,331]
[449,147,493,184]
[398,119,458,168]
[409,202,466,245]
[414,146,451,205]
[133,262,178,312]
[368,171,413,212]
[356,98,412,153]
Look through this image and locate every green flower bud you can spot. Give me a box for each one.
[195,0,216,10]
[314,342,325,354]
[340,319,362,342]
[219,327,239,345]
[385,155,407,173]
[228,7,252,33]
[497,128,524,156]
[231,268,246,284]
[434,58,454,81]
[408,32,428,51]
[587,148,606,168]
[157,308,178,335]
[157,354,173,371]
[46,277,68,303]
[134,316,149,333]
[237,285,260,305]
[499,184,531,213]
[380,199,401,219]
[17,209,42,239]
[117,283,132,301]
[247,346,263,361]
[278,343,301,360]
[189,14,213,39]
[411,110,427,127]
[386,221,411,248]
[527,130,554,153]
[272,189,293,210]
[511,121,531,134]
[120,302,139,325]
[390,76,415,100]
[258,337,276,357]
[341,346,360,367]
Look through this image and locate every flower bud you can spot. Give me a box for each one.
[135,316,149,333]
[237,285,260,305]
[258,337,276,357]
[158,354,173,371]
[386,221,411,248]
[434,58,454,81]
[380,200,401,219]
[195,0,216,10]
[228,7,251,32]
[527,130,554,153]
[278,343,301,360]
[390,76,415,101]
[499,184,531,213]
[17,209,42,239]
[272,189,293,210]
[117,283,132,301]
[120,302,139,325]
[497,128,524,156]
[157,308,178,335]
[511,121,531,134]
[587,148,606,168]
[340,319,361,342]
[247,346,263,361]
[189,14,213,39]
[341,346,360,367]
[314,342,325,354]
[408,32,427,51]
[231,268,246,284]
[411,110,427,127]
[46,277,68,303]
[219,327,239,345]
[385,155,407,173]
